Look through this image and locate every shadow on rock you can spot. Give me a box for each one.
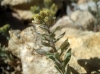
[69,65,79,74]
[0,6,27,46]
[77,57,100,74]
[0,6,26,30]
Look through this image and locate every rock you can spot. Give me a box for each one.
[51,10,95,31]
[1,0,32,6]
[55,28,100,74]
[8,25,100,74]
[1,0,42,20]
[1,0,60,9]
[8,26,58,74]
[8,30,21,58]
[50,16,79,31]
[0,7,26,46]
[70,10,95,31]
[15,9,33,20]
[78,0,91,4]
[78,1,97,12]
[6,0,100,74]
[1,0,99,20]
[77,0,100,13]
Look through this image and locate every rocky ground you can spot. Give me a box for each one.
[1,0,100,74]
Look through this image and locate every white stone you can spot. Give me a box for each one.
[8,25,100,74]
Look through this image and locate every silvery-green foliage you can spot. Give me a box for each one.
[32,1,71,73]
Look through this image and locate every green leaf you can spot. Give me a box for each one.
[8,54,13,60]
[53,26,61,33]
[64,65,71,74]
[39,25,48,31]
[50,32,55,39]
[55,65,62,74]
[41,41,51,47]
[54,61,62,72]
[47,52,62,70]
[55,52,60,62]
[0,53,7,57]
[60,39,70,56]
[55,32,66,42]
[41,34,50,41]
[60,39,69,50]
[35,49,47,55]
[63,48,71,68]
[41,33,48,37]
[47,54,55,61]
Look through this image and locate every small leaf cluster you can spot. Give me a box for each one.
[0,44,12,63]
[33,9,56,27]
[46,39,71,74]
[32,1,71,73]
[0,24,10,40]
[0,44,22,74]
[31,0,57,22]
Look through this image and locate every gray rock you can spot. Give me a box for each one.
[51,10,95,31]
[8,25,100,74]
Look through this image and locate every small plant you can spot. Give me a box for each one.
[0,24,10,40]
[32,1,71,73]
[30,0,57,17]
[0,44,12,62]
[0,44,22,74]
[0,44,13,73]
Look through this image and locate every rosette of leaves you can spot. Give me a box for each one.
[33,8,71,74]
